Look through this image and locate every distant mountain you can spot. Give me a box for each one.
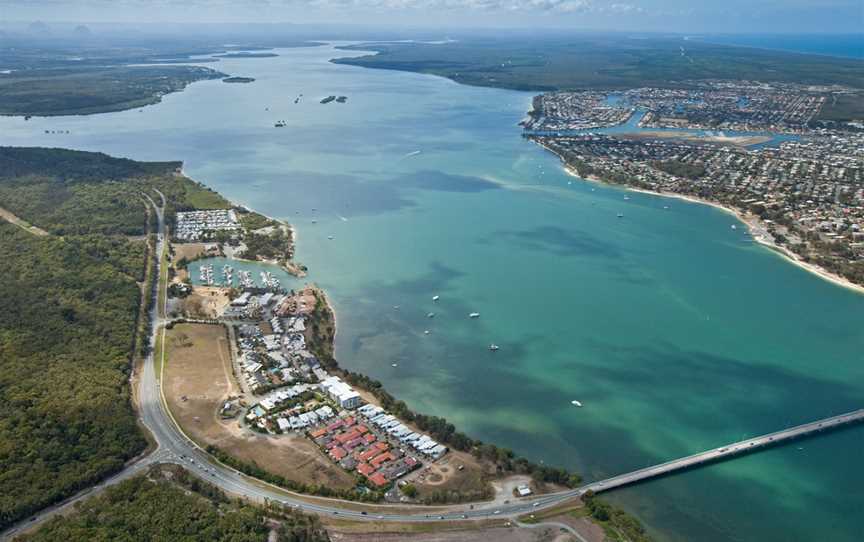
[28,21,50,35]
[73,25,92,38]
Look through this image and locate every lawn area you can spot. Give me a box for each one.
[163,323,356,491]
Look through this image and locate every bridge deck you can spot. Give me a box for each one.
[583,409,864,494]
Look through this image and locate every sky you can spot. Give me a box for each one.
[1,0,862,33]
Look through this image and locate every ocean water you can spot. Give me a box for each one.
[697,33,864,59]
[2,44,863,541]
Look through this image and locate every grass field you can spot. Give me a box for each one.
[163,323,356,490]
[817,91,864,122]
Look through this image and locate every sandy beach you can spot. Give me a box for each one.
[536,141,864,296]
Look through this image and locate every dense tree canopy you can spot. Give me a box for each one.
[0,147,230,530]
[0,224,147,529]
[18,468,330,542]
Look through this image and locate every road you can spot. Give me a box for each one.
[3,188,862,539]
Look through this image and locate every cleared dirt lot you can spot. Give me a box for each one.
[409,450,493,501]
[164,323,355,490]
[181,286,230,318]
[326,521,577,542]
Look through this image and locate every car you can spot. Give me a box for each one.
[461,514,467,519]
[361,511,368,516]
[377,515,384,520]
[438,516,444,520]
[493,510,501,515]
[533,502,540,507]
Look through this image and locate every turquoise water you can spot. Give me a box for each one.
[1,44,862,541]
[188,257,296,289]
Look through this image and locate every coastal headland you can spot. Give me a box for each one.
[525,85,864,293]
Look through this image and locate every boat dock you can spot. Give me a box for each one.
[581,409,864,495]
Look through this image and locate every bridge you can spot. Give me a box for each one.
[579,408,864,495]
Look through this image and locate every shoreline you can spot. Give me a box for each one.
[535,139,864,296]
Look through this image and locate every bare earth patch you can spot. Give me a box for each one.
[163,323,355,490]
[327,521,570,542]
[410,450,492,499]
[181,286,230,318]
[0,206,49,236]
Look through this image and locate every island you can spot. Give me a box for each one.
[222,76,256,84]
[215,52,279,58]
[0,65,225,116]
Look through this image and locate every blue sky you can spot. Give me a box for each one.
[2,0,861,33]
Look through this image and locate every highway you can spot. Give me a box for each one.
[3,188,862,539]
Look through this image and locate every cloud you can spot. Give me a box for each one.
[3,0,641,15]
[305,0,641,14]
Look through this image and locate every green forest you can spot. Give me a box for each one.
[18,466,330,542]
[334,37,864,97]
[0,65,224,116]
[0,223,147,529]
[0,147,234,531]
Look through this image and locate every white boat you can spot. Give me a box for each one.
[489,344,500,351]
[427,312,435,318]
[571,400,583,407]
[432,295,440,301]
[730,224,737,230]
[327,235,334,240]
[617,213,624,218]
[424,330,430,335]
[469,312,480,318]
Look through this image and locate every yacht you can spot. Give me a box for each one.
[489,344,500,351]
[427,312,435,318]
[617,213,624,218]
[571,400,583,407]
[469,312,480,318]
[432,295,440,302]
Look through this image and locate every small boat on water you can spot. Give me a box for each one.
[571,400,583,407]
[393,305,400,310]
[624,195,631,200]
[469,312,480,319]
[424,330,430,335]
[427,312,435,318]
[617,213,624,218]
[730,224,737,230]
[432,295,440,302]
[489,344,500,351]
[327,235,334,240]
[391,363,398,367]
